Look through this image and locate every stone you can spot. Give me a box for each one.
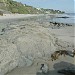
[40,63,49,73]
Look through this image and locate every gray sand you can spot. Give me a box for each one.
[0,14,75,75]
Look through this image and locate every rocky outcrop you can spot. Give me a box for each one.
[49,22,72,29]
[0,22,55,74]
[0,20,71,75]
[40,64,49,73]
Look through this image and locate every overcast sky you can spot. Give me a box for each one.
[14,0,74,13]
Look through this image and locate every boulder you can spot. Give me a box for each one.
[40,64,49,73]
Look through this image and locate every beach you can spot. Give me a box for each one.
[0,14,42,20]
[0,14,75,75]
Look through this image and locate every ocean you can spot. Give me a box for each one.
[36,13,75,25]
[48,13,75,25]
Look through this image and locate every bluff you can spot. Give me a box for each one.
[0,0,43,14]
[0,0,65,14]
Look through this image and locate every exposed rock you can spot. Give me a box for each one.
[18,55,33,67]
[0,24,57,74]
[58,68,75,75]
[49,22,72,29]
[40,64,49,73]
[0,20,72,75]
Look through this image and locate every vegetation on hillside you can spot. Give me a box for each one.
[0,0,65,14]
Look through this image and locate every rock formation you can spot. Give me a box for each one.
[0,20,72,75]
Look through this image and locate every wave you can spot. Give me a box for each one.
[66,13,75,18]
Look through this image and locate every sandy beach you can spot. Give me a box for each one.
[0,14,75,75]
[49,26,75,46]
[0,14,41,20]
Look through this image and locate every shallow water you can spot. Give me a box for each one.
[49,17,75,24]
[47,13,75,24]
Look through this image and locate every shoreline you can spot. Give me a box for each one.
[0,14,44,20]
